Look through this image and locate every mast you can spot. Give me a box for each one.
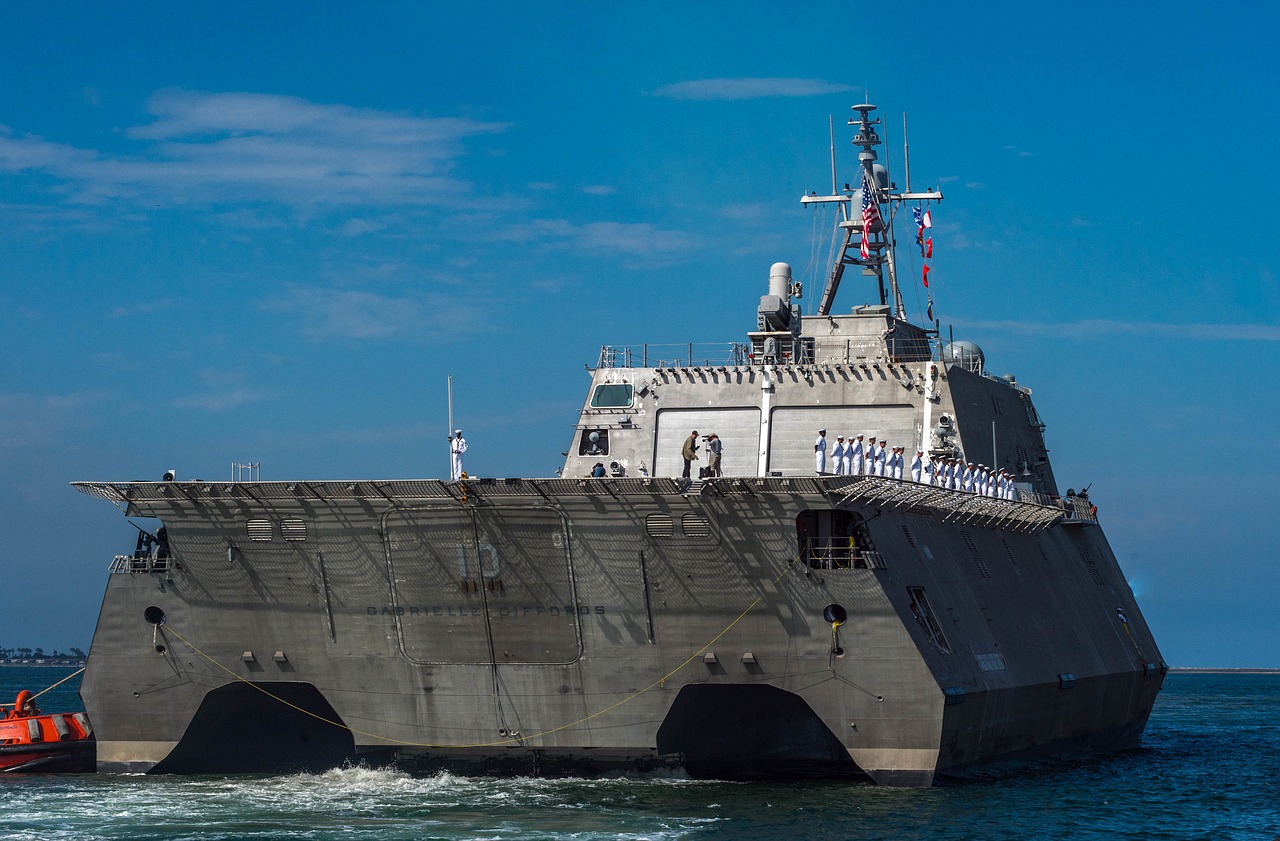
[803,103,943,321]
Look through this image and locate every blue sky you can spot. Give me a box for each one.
[1,3,1276,666]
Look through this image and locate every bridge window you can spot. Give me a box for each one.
[590,383,633,408]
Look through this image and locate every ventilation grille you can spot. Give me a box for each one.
[682,513,711,538]
[281,518,306,541]
[961,531,979,554]
[1000,537,1018,566]
[1078,546,1106,586]
[246,519,273,541]
[645,513,674,538]
[901,523,917,548]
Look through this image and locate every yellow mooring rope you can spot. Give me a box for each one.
[163,557,800,749]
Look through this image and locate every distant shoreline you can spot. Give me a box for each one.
[1167,667,1280,674]
[1,660,87,668]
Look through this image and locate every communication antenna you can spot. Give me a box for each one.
[447,375,454,477]
[903,112,911,193]
[829,115,838,195]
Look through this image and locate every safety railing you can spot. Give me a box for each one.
[109,554,171,574]
[597,343,750,370]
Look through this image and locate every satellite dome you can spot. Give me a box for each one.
[943,340,985,373]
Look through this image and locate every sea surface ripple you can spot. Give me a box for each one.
[1,670,1277,840]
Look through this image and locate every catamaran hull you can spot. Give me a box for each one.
[79,476,1162,785]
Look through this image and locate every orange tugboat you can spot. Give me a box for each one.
[0,689,95,773]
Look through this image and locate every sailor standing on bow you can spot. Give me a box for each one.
[831,436,847,476]
[911,450,924,483]
[814,429,828,474]
[449,430,467,480]
[848,434,864,476]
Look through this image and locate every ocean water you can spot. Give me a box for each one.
[1,667,1277,840]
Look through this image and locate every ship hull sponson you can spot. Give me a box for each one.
[78,476,1163,784]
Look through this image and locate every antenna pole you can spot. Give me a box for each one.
[903,112,911,193]
[829,115,838,195]
[447,375,454,476]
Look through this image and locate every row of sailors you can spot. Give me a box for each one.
[816,432,1018,500]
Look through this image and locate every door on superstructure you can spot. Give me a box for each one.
[653,408,759,477]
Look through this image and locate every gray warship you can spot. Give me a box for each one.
[74,103,1163,785]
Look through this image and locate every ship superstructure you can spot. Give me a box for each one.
[74,103,1162,785]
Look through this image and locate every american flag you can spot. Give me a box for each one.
[860,172,881,260]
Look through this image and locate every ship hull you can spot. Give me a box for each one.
[78,476,1163,784]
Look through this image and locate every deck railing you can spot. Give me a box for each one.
[597,343,750,369]
[109,554,171,574]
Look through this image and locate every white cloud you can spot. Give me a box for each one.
[171,387,275,412]
[582,184,616,196]
[0,391,98,450]
[651,78,853,101]
[340,218,387,237]
[959,318,1280,342]
[495,218,697,257]
[262,285,463,340]
[0,90,509,208]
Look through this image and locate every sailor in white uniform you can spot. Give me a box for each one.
[891,447,904,480]
[962,462,975,493]
[814,429,828,474]
[848,434,864,477]
[910,450,924,483]
[831,436,847,475]
[874,440,888,477]
[449,429,468,480]
[863,437,877,475]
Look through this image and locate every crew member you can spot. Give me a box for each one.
[682,431,699,478]
[847,434,862,476]
[707,433,723,477]
[911,450,924,483]
[831,436,847,476]
[814,429,828,474]
[449,430,467,480]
